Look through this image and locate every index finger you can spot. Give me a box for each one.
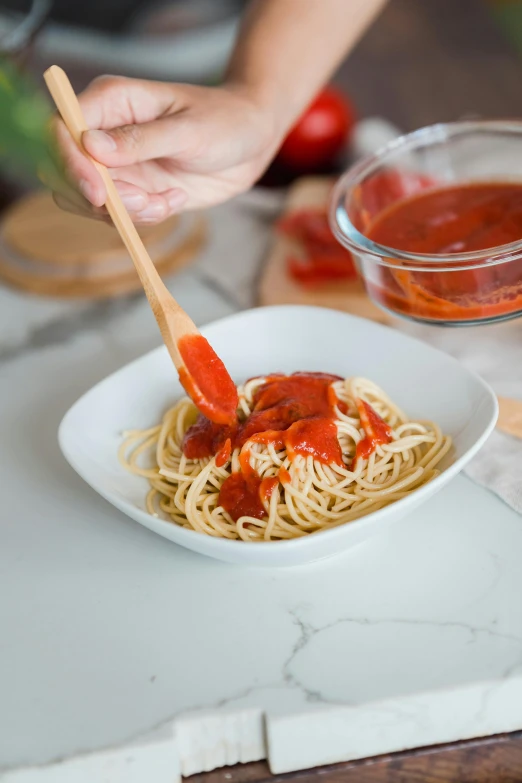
[77,75,183,129]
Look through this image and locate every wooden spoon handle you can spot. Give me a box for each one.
[497,396,522,439]
[44,65,238,425]
[43,65,197,364]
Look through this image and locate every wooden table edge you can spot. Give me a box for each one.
[186,729,522,782]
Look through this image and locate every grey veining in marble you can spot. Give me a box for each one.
[1,191,522,781]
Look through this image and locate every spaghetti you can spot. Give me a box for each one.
[119,374,451,542]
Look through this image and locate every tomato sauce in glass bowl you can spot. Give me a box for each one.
[330,122,522,326]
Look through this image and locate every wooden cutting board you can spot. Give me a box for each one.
[258,176,392,324]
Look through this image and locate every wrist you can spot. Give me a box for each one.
[224,74,301,149]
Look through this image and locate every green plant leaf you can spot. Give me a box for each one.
[0,57,54,182]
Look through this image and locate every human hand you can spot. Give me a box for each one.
[50,76,280,224]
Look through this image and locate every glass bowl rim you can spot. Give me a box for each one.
[330,120,522,271]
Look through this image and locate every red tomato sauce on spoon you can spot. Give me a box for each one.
[177,334,238,426]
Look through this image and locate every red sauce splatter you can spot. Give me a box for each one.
[215,438,232,468]
[285,417,343,465]
[248,429,285,450]
[279,467,292,485]
[365,182,522,322]
[237,372,342,447]
[261,476,279,500]
[239,447,256,482]
[277,209,357,286]
[219,473,266,521]
[183,372,349,522]
[178,334,238,425]
[219,471,280,523]
[182,417,236,461]
[353,399,393,466]
[327,384,348,414]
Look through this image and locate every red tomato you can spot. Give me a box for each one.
[288,254,358,287]
[277,208,357,286]
[276,87,355,171]
[277,209,334,247]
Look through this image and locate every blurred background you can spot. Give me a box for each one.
[1,0,522,299]
[1,0,521,120]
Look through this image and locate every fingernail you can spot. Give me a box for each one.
[121,192,147,212]
[136,202,166,220]
[78,178,97,204]
[85,129,117,153]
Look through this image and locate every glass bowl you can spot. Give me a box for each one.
[330,121,522,326]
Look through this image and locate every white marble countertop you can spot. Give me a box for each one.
[1,194,522,782]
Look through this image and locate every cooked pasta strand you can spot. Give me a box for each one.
[120,376,451,541]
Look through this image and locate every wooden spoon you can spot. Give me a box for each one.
[497,396,522,440]
[44,65,237,425]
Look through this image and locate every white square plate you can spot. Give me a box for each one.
[59,306,497,567]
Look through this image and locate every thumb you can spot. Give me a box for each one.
[83,116,191,167]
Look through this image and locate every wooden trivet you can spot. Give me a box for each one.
[497,396,522,440]
[0,191,207,299]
